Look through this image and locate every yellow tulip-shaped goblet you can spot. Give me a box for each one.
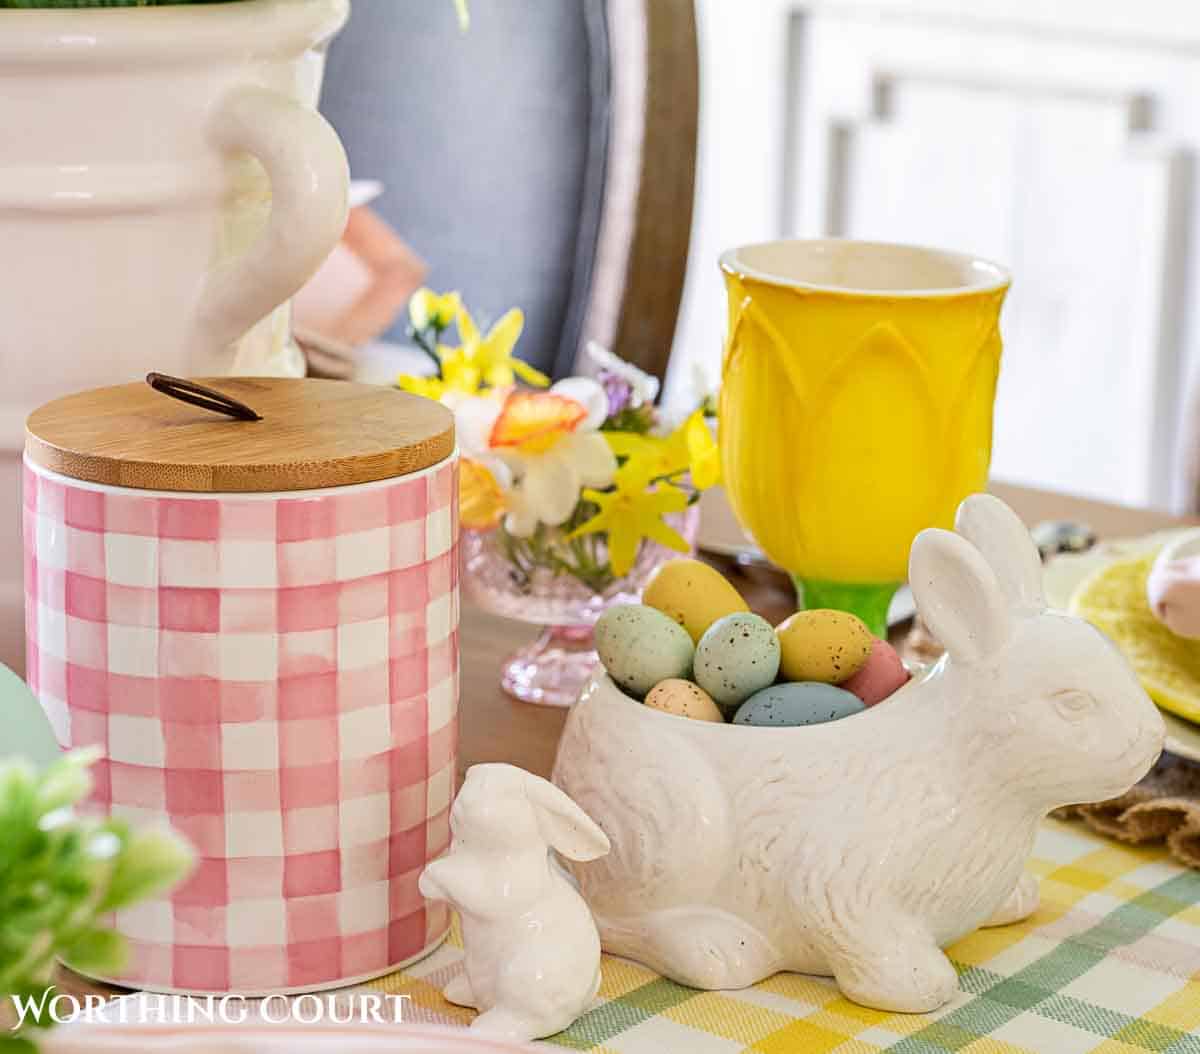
[719,240,1010,636]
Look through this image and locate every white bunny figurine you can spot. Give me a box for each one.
[553,493,1165,1013]
[418,763,611,1041]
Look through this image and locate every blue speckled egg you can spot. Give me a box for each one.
[595,604,694,697]
[733,682,865,726]
[693,612,781,707]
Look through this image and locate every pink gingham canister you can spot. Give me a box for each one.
[23,377,459,995]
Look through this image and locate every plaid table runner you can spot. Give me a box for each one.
[368,819,1200,1053]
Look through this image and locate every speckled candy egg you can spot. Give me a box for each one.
[643,558,750,642]
[840,637,910,706]
[595,604,694,697]
[693,612,780,707]
[776,609,873,684]
[733,682,865,726]
[645,679,724,722]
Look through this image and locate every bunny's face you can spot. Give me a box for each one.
[980,613,1163,808]
[911,494,1164,811]
[449,766,543,854]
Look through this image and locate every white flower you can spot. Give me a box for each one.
[551,376,609,429]
[450,391,506,459]
[481,377,618,538]
[503,432,616,533]
[447,392,514,503]
[585,341,660,407]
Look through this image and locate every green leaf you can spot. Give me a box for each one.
[34,750,97,815]
[98,828,194,912]
[0,1035,40,1053]
[62,927,127,974]
[0,750,192,1008]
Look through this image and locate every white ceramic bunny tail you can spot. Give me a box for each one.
[418,764,610,1041]
[553,493,1165,1013]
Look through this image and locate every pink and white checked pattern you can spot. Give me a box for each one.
[23,454,459,995]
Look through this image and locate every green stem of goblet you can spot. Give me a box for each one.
[791,576,900,639]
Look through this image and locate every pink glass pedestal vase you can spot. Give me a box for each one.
[462,507,701,707]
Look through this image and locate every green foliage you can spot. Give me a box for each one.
[0,752,193,1046]
[602,403,657,436]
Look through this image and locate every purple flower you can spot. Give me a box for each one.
[587,342,661,408]
[600,369,634,417]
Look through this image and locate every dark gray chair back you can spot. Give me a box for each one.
[319,0,696,382]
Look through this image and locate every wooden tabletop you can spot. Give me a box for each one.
[57,480,1197,1002]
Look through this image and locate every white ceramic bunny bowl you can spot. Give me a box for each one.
[551,494,1164,1013]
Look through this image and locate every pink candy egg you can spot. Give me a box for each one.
[840,638,908,706]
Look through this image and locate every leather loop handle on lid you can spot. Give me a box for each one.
[146,373,263,422]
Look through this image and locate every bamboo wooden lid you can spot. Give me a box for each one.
[25,376,455,493]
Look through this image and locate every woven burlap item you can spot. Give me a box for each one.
[1054,753,1200,869]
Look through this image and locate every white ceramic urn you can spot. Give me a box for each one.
[0,0,351,670]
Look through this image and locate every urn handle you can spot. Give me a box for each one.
[191,86,349,372]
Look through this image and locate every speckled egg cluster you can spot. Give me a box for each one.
[594,558,911,726]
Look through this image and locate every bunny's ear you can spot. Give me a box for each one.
[909,527,1011,662]
[954,493,1045,612]
[524,774,611,862]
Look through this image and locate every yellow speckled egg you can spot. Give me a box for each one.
[776,609,873,684]
[643,558,750,643]
[644,679,725,722]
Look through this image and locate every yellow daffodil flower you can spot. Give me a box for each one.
[409,288,462,331]
[605,409,720,491]
[459,457,506,530]
[396,374,448,400]
[400,293,549,401]
[685,410,720,489]
[489,387,617,534]
[397,350,484,401]
[456,304,550,389]
[489,389,585,451]
[437,347,484,395]
[569,481,691,577]
[607,429,687,491]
